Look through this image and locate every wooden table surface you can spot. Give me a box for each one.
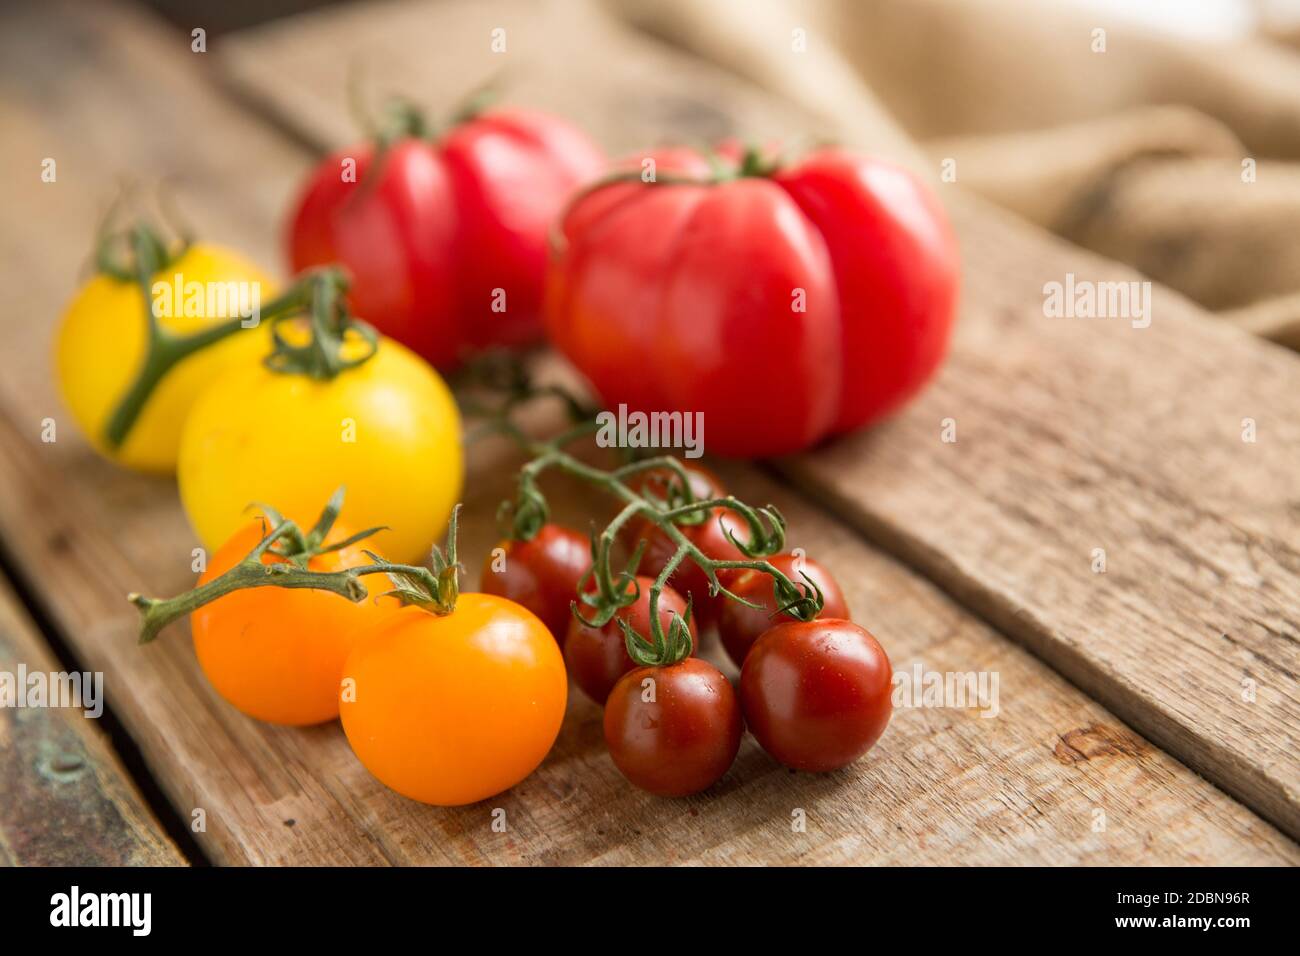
[0,0,1296,866]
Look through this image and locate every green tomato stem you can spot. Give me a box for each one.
[129,492,456,645]
[498,419,822,664]
[102,255,370,450]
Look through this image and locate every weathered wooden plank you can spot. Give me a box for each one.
[0,0,386,866]
[0,570,183,866]
[0,0,1294,865]
[775,197,1300,839]
[217,0,818,156]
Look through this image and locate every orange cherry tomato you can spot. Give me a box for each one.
[339,593,568,806]
[191,520,393,726]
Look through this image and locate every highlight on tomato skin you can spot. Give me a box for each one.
[604,657,743,798]
[339,593,568,807]
[190,520,395,727]
[739,618,893,773]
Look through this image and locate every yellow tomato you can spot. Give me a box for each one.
[177,334,462,564]
[54,243,274,473]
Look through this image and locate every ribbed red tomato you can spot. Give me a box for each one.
[288,108,604,369]
[545,146,959,456]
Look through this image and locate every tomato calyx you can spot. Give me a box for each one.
[375,97,432,147]
[262,270,380,381]
[128,489,449,644]
[98,228,346,450]
[617,580,696,668]
[710,144,782,182]
[353,73,501,149]
[95,220,186,284]
[254,486,387,569]
[365,504,464,616]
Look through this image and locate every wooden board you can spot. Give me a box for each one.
[217,0,823,157]
[0,570,183,866]
[776,202,1300,838]
[0,0,1293,865]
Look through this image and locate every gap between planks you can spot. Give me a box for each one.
[0,566,184,866]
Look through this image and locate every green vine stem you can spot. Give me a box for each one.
[100,221,373,449]
[344,77,505,207]
[128,492,462,645]
[494,435,824,669]
[460,357,823,666]
[262,270,379,379]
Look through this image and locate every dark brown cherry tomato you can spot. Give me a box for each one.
[634,507,752,636]
[621,471,752,627]
[740,619,892,772]
[716,553,849,667]
[480,524,590,646]
[565,577,696,705]
[604,657,743,797]
[620,462,726,592]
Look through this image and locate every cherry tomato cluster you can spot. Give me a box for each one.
[481,459,894,797]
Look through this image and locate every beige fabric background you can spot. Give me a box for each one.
[600,0,1300,350]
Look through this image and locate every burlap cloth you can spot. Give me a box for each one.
[599,0,1300,350]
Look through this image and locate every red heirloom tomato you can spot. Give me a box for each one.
[565,576,697,705]
[288,107,604,369]
[546,146,959,456]
[716,552,849,667]
[479,523,590,645]
[740,619,892,772]
[604,658,743,797]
